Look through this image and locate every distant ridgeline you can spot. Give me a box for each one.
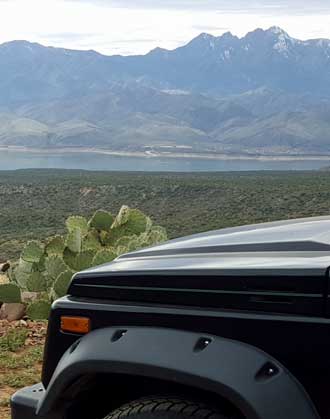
[1,27,330,155]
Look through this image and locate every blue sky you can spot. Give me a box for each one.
[1,0,330,55]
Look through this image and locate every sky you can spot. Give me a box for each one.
[1,0,330,55]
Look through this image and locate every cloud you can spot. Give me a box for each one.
[192,25,230,32]
[1,0,330,56]
[41,32,99,42]
[67,0,330,13]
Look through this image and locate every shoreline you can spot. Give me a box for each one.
[0,146,330,162]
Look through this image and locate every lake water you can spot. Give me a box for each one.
[0,149,328,171]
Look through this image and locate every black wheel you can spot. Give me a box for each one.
[104,396,232,419]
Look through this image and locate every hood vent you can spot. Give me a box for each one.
[69,273,324,317]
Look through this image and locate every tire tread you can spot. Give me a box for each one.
[104,396,229,419]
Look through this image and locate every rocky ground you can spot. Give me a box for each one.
[0,319,47,419]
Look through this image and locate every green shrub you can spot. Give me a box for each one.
[0,328,28,352]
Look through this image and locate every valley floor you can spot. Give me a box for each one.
[1,169,330,261]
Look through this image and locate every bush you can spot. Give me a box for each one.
[0,328,28,352]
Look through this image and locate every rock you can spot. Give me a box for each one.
[0,303,26,321]
[0,262,10,272]
[0,273,9,284]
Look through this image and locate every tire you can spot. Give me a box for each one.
[104,396,231,419]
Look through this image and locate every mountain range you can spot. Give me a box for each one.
[1,26,330,155]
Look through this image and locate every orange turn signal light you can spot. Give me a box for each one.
[60,316,91,334]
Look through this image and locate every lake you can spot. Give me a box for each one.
[0,149,329,171]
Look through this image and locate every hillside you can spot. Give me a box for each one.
[1,28,330,154]
[1,169,330,261]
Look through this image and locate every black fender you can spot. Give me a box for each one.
[37,327,319,419]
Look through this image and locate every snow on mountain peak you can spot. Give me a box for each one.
[269,26,288,36]
[273,34,291,54]
[265,27,295,56]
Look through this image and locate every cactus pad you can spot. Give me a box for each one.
[63,249,95,271]
[66,216,88,235]
[92,249,117,266]
[11,206,167,305]
[45,255,68,281]
[65,228,82,253]
[45,235,65,256]
[26,272,48,292]
[150,226,168,240]
[125,209,152,235]
[116,245,129,256]
[115,235,137,248]
[53,270,74,298]
[0,283,21,303]
[27,300,51,320]
[127,238,142,252]
[14,259,34,288]
[112,205,130,228]
[88,210,114,231]
[141,226,168,246]
[99,230,112,246]
[82,229,102,251]
[112,208,152,237]
[22,241,44,263]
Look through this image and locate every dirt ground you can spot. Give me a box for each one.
[0,320,47,419]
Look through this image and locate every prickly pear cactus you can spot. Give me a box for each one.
[27,300,51,320]
[115,235,137,248]
[99,230,112,246]
[92,249,117,266]
[110,207,152,243]
[22,241,44,263]
[53,270,75,298]
[66,216,88,235]
[127,238,142,252]
[116,245,129,255]
[66,228,82,253]
[14,259,34,289]
[63,249,95,271]
[0,283,21,303]
[149,225,168,240]
[26,272,47,292]
[88,210,114,231]
[45,235,65,256]
[9,206,168,306]
[82,229,102,251]
[111,205,130,228]
[142,226,168,247]
[45,255,67,282]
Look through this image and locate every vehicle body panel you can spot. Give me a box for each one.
[37,327,319,419]
[12,216,330,418]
